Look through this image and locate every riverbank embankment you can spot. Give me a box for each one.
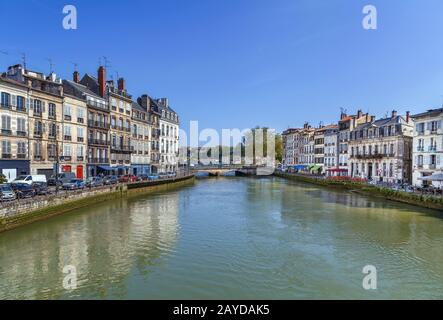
[274,172,443,211]
[0,175,195,233]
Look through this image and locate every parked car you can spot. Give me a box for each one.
[0,184,17,201]
[62,179,86,190]
[48,172,76,186]
[158,173,168,179]
[13,175,47,185]
[85,176,104,188]
[137,174,150,181]
[11,183,35,198]
[32,182,49,195]
[118,175,138,183]
[103,175,118,185]
[166,172,177,178]
[148,175,159,180]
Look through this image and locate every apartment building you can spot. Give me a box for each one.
[301,124,315,167]
[5,65,64,177]
[349,111,413,183]
[131,101,151,175]
[61,84,88,179]
[313,126,325,174]
[282,128,298,168]
[411,108,443,187]
[323,125,339,176]
[157,98,179,173]
[0,76,30,181]
[338,110,373,176]
[80,68,114,177]
[139,95,161,174]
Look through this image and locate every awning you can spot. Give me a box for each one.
[98,165,113,171]
[419,173,443,181]
[294,165,308,170]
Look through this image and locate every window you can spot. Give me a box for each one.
[63,145,72,157]
[417,155,423,166]
[1,115,11,132]
[16,96,25,111]
[49,103,56,118]
[77,107,85,121]
[34,142,42,157]
[1,141,11,156]
[416,123,425,134]
[64,126,71,140]
[63,104,71,120]
[34,121,43,136]
[33,99,42,115]
[17,142,26,156]
[77,127,84,138]
[1,92,10,107]
[48,123,57,138]
[17,118,26,135]
[77,145,84,157]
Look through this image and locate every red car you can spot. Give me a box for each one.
[118,175,138,183]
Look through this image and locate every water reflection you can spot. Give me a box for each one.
[0,192,180,299]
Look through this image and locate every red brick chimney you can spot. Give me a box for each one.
[118,78,125,92]
[73,71,80,83]
[98,66,106,98]
[406,111,410,123]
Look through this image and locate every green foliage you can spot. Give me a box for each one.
[0,174,7,184]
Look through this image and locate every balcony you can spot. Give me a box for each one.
[428,146,437,152]
[87,100,108,111]
[64,135,72,141]
[17,154,27,159]
[88,139,110,146]
[48,156,56,161]
[33,155,43,161]
[77,156,84,162]
[48,113,56,120]
[77,117,84,124]
[1,153,12,159]
[1,103,11,109]
[61,156,72,162]
[64,115,72,121]
[88,120,110,129]
[34,131,43,138]
[1,129,12,135]
[111,144,132,153]
[88,158,109,164]
[417,146,424,152]
[429,164,437,170]
[16,107,27,113]
[48,134,57,140]
[16,131,27,137]
[77,137,84,143]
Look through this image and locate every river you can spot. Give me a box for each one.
[1,177,443,299]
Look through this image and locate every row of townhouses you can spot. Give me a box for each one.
[0,64,180,181]
[283,108,443,187]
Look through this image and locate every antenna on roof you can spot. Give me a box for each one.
[21,53,27,69]
[103,56,111,69]
[46,58,54,73]
[70,62,78,71]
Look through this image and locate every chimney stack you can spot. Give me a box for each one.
[118,78,126,92]
[357,110,363,118]
[391,110,397,118]
[406,111,410,123]
[98,66,106,98]
[73,71,80,83]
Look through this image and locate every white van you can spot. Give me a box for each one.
[12,175,47,185]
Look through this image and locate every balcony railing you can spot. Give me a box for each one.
[33,155,43,161]
[77,137,84,143]
[16,131,27,137]
[61,156,72,162]
[417,146,424,152]
[1,129,12,135]
[111,145,132,153]
[1,153,12,159]
[17,154,27,159]
[64,135,72,141]
[88,139,110,146]
[88,158,109,164]
[77,156,84,162]
[429,146,437,152]
[87,100,108,111]
[88,120,110,129]
[429,164,437,170]
[1,103,11,109]
[77,117,84,124]
[34,131,43,137]
[64,115,72,121]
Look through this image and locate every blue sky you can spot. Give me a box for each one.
[1,0,443,135]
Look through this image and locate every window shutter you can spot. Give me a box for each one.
[11,95,16,107]
[42,101,46,113]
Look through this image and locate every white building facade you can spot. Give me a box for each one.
[411,108,443,187]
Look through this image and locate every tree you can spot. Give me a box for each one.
[0,174,7,184]
[275,133,283,163]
